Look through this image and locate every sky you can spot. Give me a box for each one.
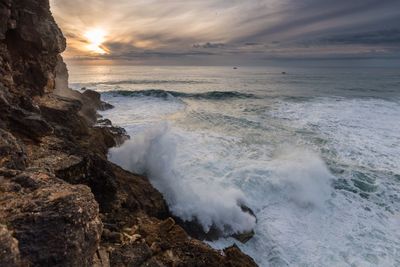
[50,0,400,65]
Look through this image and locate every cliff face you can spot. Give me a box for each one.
[0,0,257,266]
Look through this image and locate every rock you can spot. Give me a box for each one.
[102,228,122,243]
[0,129,26,169]
[130,216,258,267]
[97,118,112,126]
[9,108,54,140]
[38,94,90,136]
[232,205,256,243]
[93,247,111,267]
[101,102,115,110]
[0,1,11,40]
[232,230,255,244]
[110,242,153,266]
[94,123,129,148]
[0,172,102,266]
[83,89,114,111]
[224,244,258,267]
[174,204,256,243]
[0,224,22,267]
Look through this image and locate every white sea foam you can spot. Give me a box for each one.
[269,98,400,174]
[266,147,334,207]
[109,123,256,234]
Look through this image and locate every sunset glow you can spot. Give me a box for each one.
[84,28,107,54]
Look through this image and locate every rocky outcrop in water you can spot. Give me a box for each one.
[0,0,257,266]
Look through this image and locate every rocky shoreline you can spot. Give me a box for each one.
[0,0,257,266]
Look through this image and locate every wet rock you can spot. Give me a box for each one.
[174,204,256,243]
[83,89,114,111]
[94,123,129,148]
[224,244,258,267]
[232,230,255,244]
[232,205,256,243]
[131,216,258,267]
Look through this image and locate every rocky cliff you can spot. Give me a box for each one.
[0,0,257,266]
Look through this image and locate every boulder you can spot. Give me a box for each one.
[82,89,114,111]
[174,204,256,243]
[0,172,102,266]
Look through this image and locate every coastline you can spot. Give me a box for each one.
[0,1,257,266]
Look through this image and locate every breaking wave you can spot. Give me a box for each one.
[102,89,257,100]
[108,123,256,235]
[95,79,208,85]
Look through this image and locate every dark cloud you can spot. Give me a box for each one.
[307,29,400,46]
[193,42,225,49]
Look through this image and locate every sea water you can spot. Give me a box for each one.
[68,63,400,266]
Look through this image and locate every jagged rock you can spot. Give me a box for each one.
[0,129,26,169]
[224,244,258,267]
[1,0,66,97]
[174,204,256,243]
[119,216,259,267]
[83,89,114,111]
[39,94,90,136]
[110,242,153,266]
[94,123,129,147]
[10,112,53,139]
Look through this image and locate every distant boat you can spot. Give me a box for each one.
[281,71,286,74]
[233,67,238,69]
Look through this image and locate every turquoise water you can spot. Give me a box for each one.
[69,64,400,266]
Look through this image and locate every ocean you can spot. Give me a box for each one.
[68,63,400,267]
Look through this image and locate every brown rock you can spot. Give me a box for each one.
[0,172,102,266]
[0,224,22,267]
[93,247,111,267]
[110,242,153,267]
[0,129,26,170]
[83,89,114,111]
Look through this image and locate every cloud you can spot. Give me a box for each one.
[305,29,400,46]
[193,42,225,49]
[50,0,400,62]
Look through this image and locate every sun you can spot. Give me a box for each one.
[84,28,107,54]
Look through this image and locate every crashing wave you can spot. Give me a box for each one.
[102,89,257,100]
